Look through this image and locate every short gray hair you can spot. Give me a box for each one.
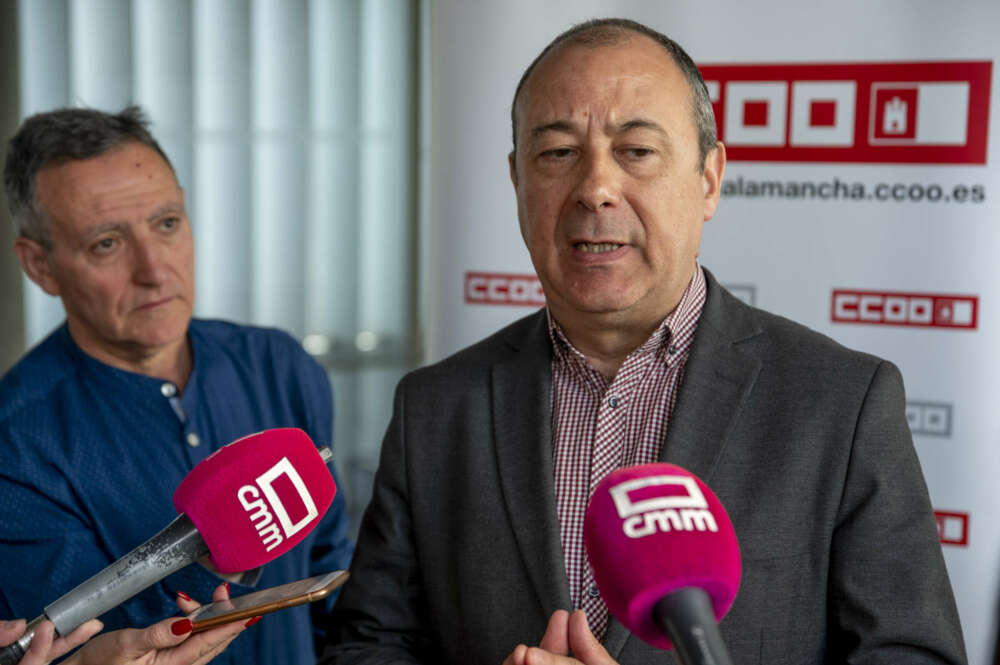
[3,105,174,249]
[511,18,718,171]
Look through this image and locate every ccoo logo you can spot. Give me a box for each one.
[237,457,319,552]
[934,510,969,547]
[700,61,991,164]
[906,401,953,437]
[831,290,978,329]
[465,272,545,307]
[609,475,718,538]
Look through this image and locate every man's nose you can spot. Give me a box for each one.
[574,151,622,212]
[132,238,169,285]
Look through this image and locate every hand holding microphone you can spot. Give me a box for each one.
[0,428,337,664]
[584,463,740,665]
[502,610,617,665]
[504,462,740,665]
[0,619,102,665]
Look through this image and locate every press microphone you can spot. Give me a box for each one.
[584,463,741,665]
[0,428,336,665]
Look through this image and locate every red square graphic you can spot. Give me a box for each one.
[742,100,769,127]
[699,61,991,163]
[873,87,917,140]
[809,100,837,127]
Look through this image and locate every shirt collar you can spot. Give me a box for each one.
[56,322,198,395]
[547,263,707,369]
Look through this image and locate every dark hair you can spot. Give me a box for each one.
[3,105,174,249]
[510,18,718,170]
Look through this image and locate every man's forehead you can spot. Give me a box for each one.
[516,39,688,135]
[39,146,182,228]
[41,144,176,191]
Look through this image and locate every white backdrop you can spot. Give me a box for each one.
[424,1,1000,663]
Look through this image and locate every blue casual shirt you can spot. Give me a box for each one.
[0,319,353,665]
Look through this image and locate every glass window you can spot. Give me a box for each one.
[13,0,421,529]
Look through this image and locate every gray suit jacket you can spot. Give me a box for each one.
[322,270,966,665]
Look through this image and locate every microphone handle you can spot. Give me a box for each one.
[0,513,209,664]
[652,587,734,665]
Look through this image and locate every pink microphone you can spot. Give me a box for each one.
[174,427,336,573]
[4,429,335,664]
[584,463,740,665]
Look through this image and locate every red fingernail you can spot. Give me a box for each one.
[224,582,230,595]
[176,590,192,602]
[244,616,262,628]
[171,619,193,635]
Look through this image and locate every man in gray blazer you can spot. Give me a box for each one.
[321,18,966,665]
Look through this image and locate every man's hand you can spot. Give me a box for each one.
[64,583,251,665]
[502,610,618,665]
[0,617,103,665]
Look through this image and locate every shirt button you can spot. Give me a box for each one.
[608,396,620,408]
[160,382,177,397]
[186,433,200,447]
[588,585,600,598]
[668,345,678,355]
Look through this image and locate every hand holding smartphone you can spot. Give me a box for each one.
[186,570,349,633]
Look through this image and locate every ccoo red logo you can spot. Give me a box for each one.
[465,272,545,307]
[831,290,978,329]
[699,61,991,164]
[934,510,969,547]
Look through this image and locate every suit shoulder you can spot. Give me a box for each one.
[406,310,545,384]
[731,297,892,381]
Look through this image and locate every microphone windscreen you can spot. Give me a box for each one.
[173,428,336,574]
[584,463,740,649]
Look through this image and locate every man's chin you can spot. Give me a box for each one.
[125,317,192,350]
[557,295,641,318]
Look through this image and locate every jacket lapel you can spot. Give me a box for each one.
[492,311,573,617]
[607,270,763,661]
[659,270,762,484]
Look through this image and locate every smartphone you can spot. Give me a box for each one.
[186,570,349,633]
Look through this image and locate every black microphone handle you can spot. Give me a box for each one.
[0,636,27,665]
[0,513,209,665]
[652,587,734,665]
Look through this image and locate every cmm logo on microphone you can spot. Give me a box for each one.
[237,457,319,552]
[609,475,718,539]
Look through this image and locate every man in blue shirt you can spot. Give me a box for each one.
[0,106,353,665]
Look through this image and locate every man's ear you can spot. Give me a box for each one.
[508,151,518,188]
[14,237,61,296]
[701,141,726,222]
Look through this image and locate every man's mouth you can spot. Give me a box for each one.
[136,296,173,310]
[575,242,624,253]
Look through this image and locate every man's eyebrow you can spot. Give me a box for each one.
[80,221,128,241]
[146,202,185,223]
[529,121,576,140]
[618,118,668,135]
[528,118,669,140]
[79,203,185,240]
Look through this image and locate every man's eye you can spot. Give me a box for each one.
[622,147,654,159]
[91,238,116,254]
[160,216,179,231]
[540,148,575,160]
